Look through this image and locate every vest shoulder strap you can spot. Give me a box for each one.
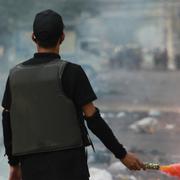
[58,59,68,80]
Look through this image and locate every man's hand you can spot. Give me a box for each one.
[120,152,146,171]
[9,165,22,180]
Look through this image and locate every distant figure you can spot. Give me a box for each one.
[175,54,180,70]
[154,48,168,70]
[1,9,145,180]
[110,47,142,70]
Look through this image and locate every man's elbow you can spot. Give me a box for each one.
[82,102,96,118]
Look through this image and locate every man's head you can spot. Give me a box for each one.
[32,9,65,49]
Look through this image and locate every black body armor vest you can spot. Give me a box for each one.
[9,59,83,156]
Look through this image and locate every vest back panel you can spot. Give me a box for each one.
[9,59,83,156]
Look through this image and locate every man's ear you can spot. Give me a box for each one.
[60,32,65,44]
[31,33,37,43]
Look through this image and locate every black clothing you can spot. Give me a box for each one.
[33,10,64,42]
[1,52,127,179]
[84,108,127,159]
[20,147,89,180]
[2,110,19,165]
[2,53,97,178]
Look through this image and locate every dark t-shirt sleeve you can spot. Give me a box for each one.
[62,63,97,107]
[1,76,11,110]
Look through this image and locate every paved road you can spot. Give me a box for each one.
[96,70,180,112]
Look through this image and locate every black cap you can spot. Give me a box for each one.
[33,9,64,41]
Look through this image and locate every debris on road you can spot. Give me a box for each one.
[148,109,161,117]
[108,161,126,175]
[89,167,113,180]
[129,117,158,133]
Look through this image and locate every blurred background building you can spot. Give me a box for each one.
[0,0,180,71]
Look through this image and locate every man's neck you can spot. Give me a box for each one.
[37,47,60,54]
